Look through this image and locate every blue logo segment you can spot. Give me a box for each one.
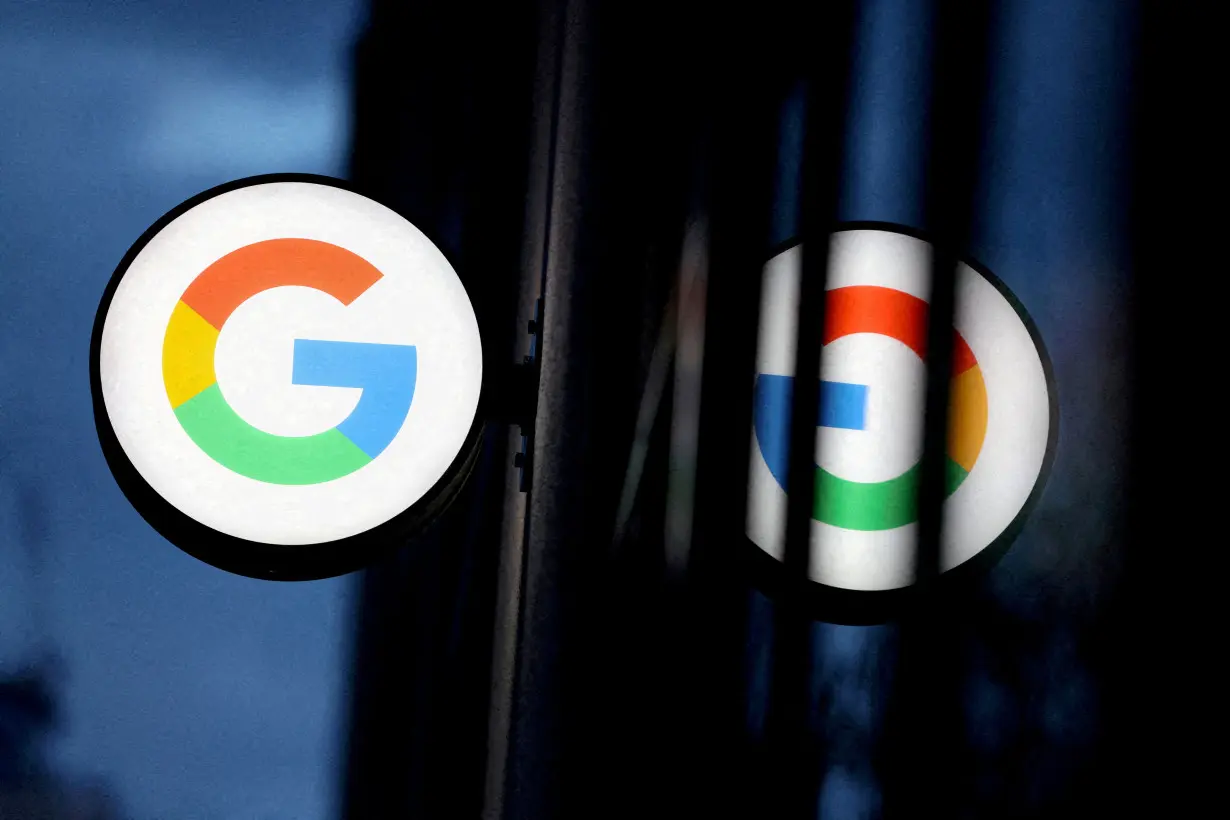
[818,380,868,430]
[292,339,418,459]
[753,375,869,489]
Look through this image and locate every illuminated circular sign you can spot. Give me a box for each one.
[91,175,484,580]
[746,224,1056,621]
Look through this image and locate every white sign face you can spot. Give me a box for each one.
[92,176,483,576]
[747,227,1055,597]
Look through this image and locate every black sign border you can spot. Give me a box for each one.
[89,173,486,582]
[737,221,1061,624]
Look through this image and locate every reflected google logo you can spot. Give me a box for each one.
[754,284,989,530]
[746,226,1056,606]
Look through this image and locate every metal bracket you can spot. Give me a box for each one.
[490,299,541,492]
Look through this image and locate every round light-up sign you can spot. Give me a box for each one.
[90,175,484,580]
[746,223,1056,622]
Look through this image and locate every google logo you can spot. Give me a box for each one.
[746,225,1056,617]
[92,176,483,579]
[163,238,417,485]
[754,284,989,531]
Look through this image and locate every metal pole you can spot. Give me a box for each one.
[500,2,602,816]
[481,0,563,815]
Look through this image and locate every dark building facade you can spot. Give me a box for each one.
[337,1,1212,819]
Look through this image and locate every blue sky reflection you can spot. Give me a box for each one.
[1,2,364,818]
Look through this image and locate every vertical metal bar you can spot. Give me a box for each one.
[501,1,595,817]
[683,1,785,813]
[1110,2,1205,815]
[500,0,722,814]
[663,213,709,577]
[913,2,993,590]
[481,1,562,815]
[645,133,714,820]
[612,289,683,549]
[879,1,995,817]
[766,2,859,815]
